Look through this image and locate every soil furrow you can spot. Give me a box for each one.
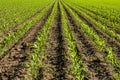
[67,5,120,59]
[54,3,66,79]
[63,4,114,80]
[41,3,69,80]
[0,4,54,80]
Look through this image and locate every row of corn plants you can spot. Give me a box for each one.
[73,3,120,28]
[64,2,120,59]
[64,1,120,43]
[64,1,120,48]
[0,2,54,56]
[62,2,120,79]
[60,2,86,80]
[26,1,57,79]
[0,0,53,40]
[0,0,52,35]
[70,0,120,25]
[73,4,120,33]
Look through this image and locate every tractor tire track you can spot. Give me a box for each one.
[63,3,114,80]
[0,4,54,80]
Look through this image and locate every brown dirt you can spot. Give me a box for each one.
[63,3,114,80]
[40,3,74,80]
[67,5,120,60]
[0,4,54,80]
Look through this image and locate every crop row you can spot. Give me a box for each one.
[62,0,120,79]
[0,2,54,57]
[0,0,52,35]
[63,0,120,43]
[71,0,120,25]
[73,4,120,34]
[60,1,88,79]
